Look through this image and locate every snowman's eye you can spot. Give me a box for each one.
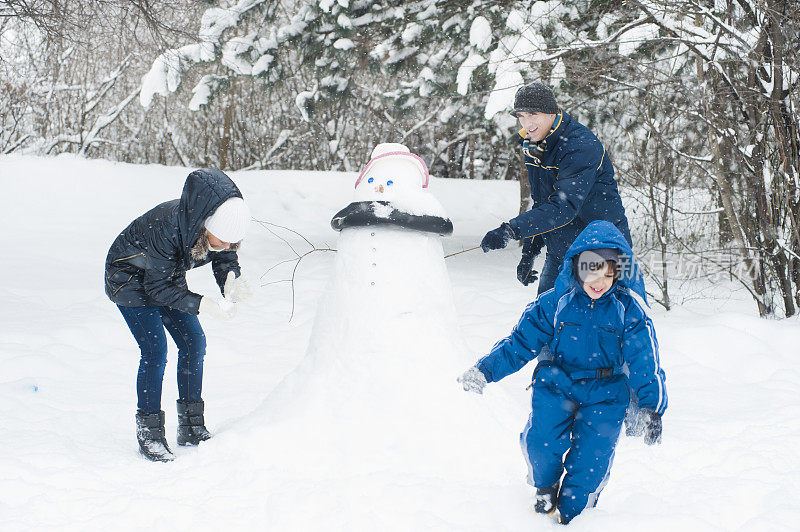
[386,180,394,186]
[367,177,374,184]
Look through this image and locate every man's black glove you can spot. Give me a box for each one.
[481,222,520,252]
[517,255,538,286]
[642,409,662,445]
[517,236,544,286]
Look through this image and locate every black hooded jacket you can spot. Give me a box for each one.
[104,168,243,314]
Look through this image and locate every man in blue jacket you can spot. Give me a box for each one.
[105,168,254,462]
[460,221,667,524]
[481,82,632,295]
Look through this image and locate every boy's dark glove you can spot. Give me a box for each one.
[517,236,544,286]
[481,222,520,252]
[642,409,662,445]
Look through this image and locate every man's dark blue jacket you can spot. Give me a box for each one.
[510,110,632,259]
[104,168,242,315]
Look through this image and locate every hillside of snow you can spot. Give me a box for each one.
[1,154,798,531]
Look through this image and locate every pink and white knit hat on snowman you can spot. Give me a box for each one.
[355,143,430,189]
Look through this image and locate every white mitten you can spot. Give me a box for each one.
[457,366,488,394]
[224,271,254,303]
[199,296,237,320]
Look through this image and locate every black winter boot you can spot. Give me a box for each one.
[534,483,559,515]
[135,410,174,462]
[177,400,212,446]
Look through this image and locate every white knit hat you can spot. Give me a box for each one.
[204,197,251,243]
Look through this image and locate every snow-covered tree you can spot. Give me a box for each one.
[6,0,799,316]
[622,0,800,316]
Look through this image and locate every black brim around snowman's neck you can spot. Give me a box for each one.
[331,201,453,236]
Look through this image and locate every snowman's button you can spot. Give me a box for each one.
[371,232,375,236]
[372,248,376,252]
[370,281,375,286]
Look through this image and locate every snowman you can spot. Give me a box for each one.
[226,145,520,526]
[260,142,473,430]
[320,142,459,372]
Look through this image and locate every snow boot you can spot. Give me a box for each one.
[176,400,212,446]
[534,483,559,515]
[135,410,174,462]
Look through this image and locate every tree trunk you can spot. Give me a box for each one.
[219,99,234,170]
[467,135,475,180]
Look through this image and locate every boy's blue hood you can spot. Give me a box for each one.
[554,221,648,305]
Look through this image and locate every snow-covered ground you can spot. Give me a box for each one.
[1,155,798,531]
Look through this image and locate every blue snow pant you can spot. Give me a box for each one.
[118,305,206,415]
[521,363,628,523]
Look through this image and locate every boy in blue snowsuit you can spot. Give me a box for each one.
[459,221,667,524]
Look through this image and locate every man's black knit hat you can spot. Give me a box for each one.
[511,82,558,117]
